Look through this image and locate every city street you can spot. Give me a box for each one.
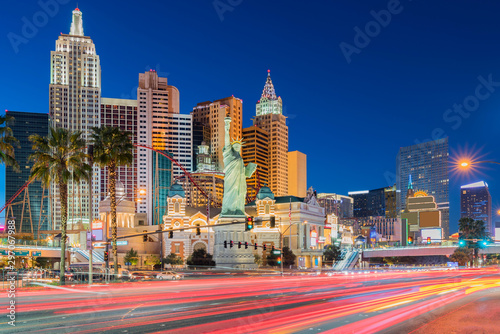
[2,267,499,333]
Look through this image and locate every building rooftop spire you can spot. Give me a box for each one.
[261,70,277,100]
[70,8,84,36]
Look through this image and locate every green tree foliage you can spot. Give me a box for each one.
[145,255,161,270]
[91,126,133,275]
[450,248,472,266]
[458,217,491,266]
[29,127,90,284]
[163,253,184,265]
[323,244,342,265]
[186,249,215,267]
[282,247,296,266]
[124,248,139,266]
[0,114,20,171]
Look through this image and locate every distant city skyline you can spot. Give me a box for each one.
[1,1,500,234]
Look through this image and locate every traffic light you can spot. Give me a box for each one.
[459,239,466,247]
[263,244,267,251]
[407,236,413,245]
[427,237,431,245]
[245,242,248,249]
[169,230,173,238]
[104,251,109,262]
[271,245,275,251]
[481,240,488,247]
[143,230,148,242]
[224,240,227,248]
[196,225,201,236]
[246,216,254,231]
[230,240,233,248]
[277,257,282,264]
[270,216,276,228]
[254,243,258,250]
[238,241,242,249]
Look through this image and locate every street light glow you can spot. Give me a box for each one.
[460,161,469,167]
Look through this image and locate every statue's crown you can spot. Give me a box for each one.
[231,137,245,145]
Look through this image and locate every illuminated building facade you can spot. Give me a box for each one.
[242,125,269,199]
[288,151,307,198]
[317,193,354,218]
[191,96,243,171]
[100,98,138,206]
[136,70,191,224]
[396,138,449,237]
[460,181,492,234]
[49,8,101,227]
[254,71,288,196]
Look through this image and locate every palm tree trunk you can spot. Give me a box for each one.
[59,178,68,285]
[109,163,118,275]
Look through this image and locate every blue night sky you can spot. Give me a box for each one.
[1,0,500,234]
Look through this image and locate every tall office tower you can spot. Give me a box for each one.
[4,111,49,237]
[136,70,191,224]
[242,125,269,199]
[288,151,307,198]
[317,193,354,218]
[191,96,242,171]
[254,71,288,196]
[396,138,449,237]
[460,181,492,234]
[100,98,138,206]
[49,8,101,227]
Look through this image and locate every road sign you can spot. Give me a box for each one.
[473,239,478,243]
[32,251,41,256]
[272,250,281,255]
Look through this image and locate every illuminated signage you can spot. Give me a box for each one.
[310,230,318,247]
[92,220,103,229]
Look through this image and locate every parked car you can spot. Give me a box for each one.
[157,271,183,280]
[130,272,152,280]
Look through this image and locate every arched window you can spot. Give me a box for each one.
[174,202,180,213]
[265,204,270,215]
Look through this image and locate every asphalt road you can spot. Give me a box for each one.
[1,267,499,333]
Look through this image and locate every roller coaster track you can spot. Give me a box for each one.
[0,143,262,216]
[135,144,222,207]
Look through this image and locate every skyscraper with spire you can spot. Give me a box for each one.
[49,8,101,228]
[396,138,449,237]
[254,70,288,196]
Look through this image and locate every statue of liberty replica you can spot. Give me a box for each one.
[221,117,256,217]
[214,117,257,268]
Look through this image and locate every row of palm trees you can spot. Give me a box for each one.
[1,115,133,283]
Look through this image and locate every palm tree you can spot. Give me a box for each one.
[0,114,20,171]
[458,217,489,266]
[90,126,133,275]
[29,127,90,284]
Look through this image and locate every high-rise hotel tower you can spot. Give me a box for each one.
[254,71,288,196]
[49,8,101,227]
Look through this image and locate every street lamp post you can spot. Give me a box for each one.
[278,220,305,276]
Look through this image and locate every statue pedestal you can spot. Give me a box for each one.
[213,217,257,269]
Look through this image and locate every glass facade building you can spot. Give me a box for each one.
[5,111,50,237]
[460,181,492,234]
[349,188,387,218]
[396,138,449,237]
[152,150,172,225]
